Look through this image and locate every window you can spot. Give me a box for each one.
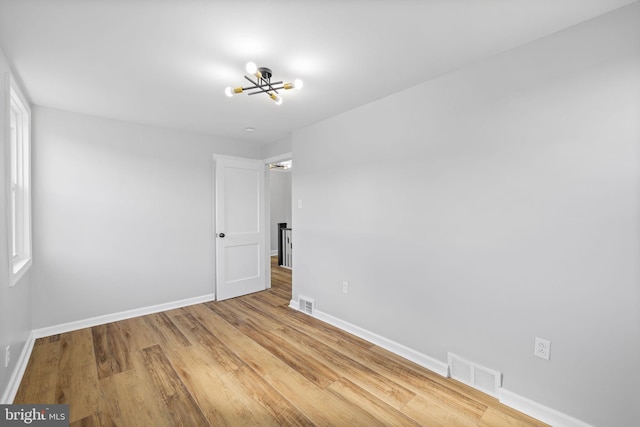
[7,74,31,286]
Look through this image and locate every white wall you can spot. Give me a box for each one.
[269,170,292,252]
[262,134,292,160]
[291,4,640,426]
[31,107,261,328]
[0,46,32,402]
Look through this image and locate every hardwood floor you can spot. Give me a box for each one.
[15,257,548,426]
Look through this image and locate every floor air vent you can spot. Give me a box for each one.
[298,296,315,315]
[447,353,502,397]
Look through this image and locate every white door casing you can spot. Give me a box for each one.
[214,156,267,300]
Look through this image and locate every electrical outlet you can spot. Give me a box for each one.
[342,281,349,294]
[4,346,10,368]
[534,337,551,360]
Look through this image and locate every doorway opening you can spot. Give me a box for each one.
[263,152,292,305]
[270,254,293,302]
[267,156,292,270]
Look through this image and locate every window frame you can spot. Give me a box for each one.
[6,73,32,286]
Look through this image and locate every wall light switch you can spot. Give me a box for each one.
[298,199,303,209]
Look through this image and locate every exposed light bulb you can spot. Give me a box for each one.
[225,87,243,97]
[284,79,304,90]
[269,92,283,105]
[245,62,257,74]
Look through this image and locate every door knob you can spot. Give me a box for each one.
[218,232,225,238]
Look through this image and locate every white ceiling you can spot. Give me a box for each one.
[0,0,636,145]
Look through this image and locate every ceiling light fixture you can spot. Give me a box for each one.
[225,62,303,105]
[269,160,292,170]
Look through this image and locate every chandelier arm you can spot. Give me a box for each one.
[246,84,285,95]
[251,81,283,88]
[264,81,280,95]
[243,75,282,94]
[247,74,282,95]
[244,75,260,87]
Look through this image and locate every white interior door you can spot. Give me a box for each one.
[215,156,267,300]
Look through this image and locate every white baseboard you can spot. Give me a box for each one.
[314,309,450,377]
[9,294,592,427]
[1,330,36,404]
[289,299,592,427]
[1,294,214,404]
[288,299,449,377]
[33,293,215,338]
[270,250,278,256]
[499,388,593,427]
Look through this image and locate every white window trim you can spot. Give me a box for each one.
[6,72,32,286]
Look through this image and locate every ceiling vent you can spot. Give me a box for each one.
[448,353,502,398]
[298,296,315,316]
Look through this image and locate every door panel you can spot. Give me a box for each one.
[226,244,260,282]
[225,166,260,233]
[215,156,266,301]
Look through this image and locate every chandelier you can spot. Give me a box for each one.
[225,62,303,105]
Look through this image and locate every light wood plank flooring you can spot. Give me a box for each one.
[15,257,548,426]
